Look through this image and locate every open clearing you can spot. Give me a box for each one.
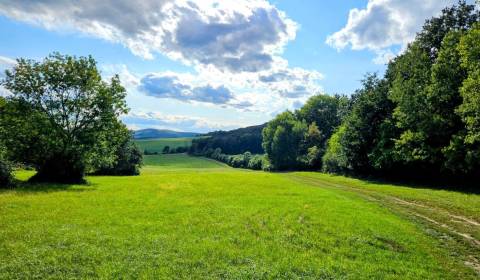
[134,138,194,154]
[0,154,478,279]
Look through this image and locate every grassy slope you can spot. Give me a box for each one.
[0,155,478,279]
[134,137,194,153]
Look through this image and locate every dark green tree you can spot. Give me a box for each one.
[262,111,307,170]
[94,130,143,176]
[339,74,394,174]
[0,53,129,183]
[162,146,171,154]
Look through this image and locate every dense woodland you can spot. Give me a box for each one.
[192,2,480,185]
[190,124,265,155]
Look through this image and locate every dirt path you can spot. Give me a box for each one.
[285,173,480,274]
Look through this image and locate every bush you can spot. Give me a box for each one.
[175,146,187,153]
[0,158,13,188]
[247,154,264,170]
[94,140,143,176]
[229,155,244,168]
[162,146,170,154]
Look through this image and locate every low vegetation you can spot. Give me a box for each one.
[0,154,478,278]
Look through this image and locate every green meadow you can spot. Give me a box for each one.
[0,154,479,279]
[134,138,194,154]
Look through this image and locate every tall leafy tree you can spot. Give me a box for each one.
[262,111,307,170]
[337,74,394,174]
[0,53,129,183]
[444,23,480,176]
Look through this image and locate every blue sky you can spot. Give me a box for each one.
[0,0,466,132]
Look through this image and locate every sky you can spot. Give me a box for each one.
[0,0,470,133]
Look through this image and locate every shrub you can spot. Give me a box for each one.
[94,139,143,176]
[175,146,187,153]
[247,154,264,170]
[0,158,13,188]
[162,146,170,154]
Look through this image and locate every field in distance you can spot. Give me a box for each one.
[134,137,194,154]
[1,154,479,279]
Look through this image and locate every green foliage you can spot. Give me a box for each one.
[322,125,348,173]
[262,94,348,171]
[162,145,171,154]
[321,2,480,181]
[296,94,348,138]
[135,137,193,154]
[0,98,13,187]
[93,132,143,176]
[0,146,13,188]
[205,147,267,170]
[0,53,129,183]
[190,125,264,155]
[262,111,307,170]
[443,23,480,175]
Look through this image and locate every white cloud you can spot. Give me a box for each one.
[138,73,246,107]
[0,0,296,73]
[0,1,323,115]
[123,111,245,132]
[0,55,16,96]
[326,0,458,63]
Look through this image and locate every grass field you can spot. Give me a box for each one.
[0,154,479,279]
[134,137,194,154]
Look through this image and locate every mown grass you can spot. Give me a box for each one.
[134,137,194,153]
[0,154,478,279]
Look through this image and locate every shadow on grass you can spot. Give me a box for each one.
[0,180,96,194]
[359,176,480,195]
[274,170,480,195]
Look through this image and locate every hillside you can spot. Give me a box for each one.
[133,128,199,139]
[134,137,194,154]
[2,154,478,278]
[190,124,265,155]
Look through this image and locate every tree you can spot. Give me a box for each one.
[93,130,143,176]
[301,122,324,169]
[0,97,13,187]
[444,23,480,176]
[296,94,347,140]
[0,53,129,183]
[162,146,170,154]
[262,112,307,170]
[0,144,13,188]
[339,74,394,174]
[322,124,348,173]
[417,1,479,60]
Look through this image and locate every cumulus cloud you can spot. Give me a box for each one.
[136,64,322,111]
[326,0,458,63]
[138,73,239,107]
[0,55,16,96]
[123,111,243,132]
[0,0,296,72]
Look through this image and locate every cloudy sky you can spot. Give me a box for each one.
[0,0,469,132]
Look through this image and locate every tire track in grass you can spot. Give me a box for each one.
[284,173,480,274]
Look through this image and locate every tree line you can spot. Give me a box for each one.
[0,53,142,186]
[189,124,265,156]
[263,1,480,183]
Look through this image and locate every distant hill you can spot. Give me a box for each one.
[133,128,200,139]
[190,124,266,155]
